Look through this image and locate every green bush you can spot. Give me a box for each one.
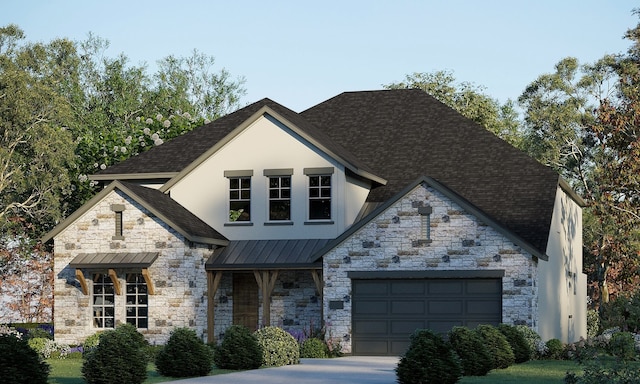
[565,355,640,384]
[396,329,462,384]
[0,333,50,384]
[27,327,53,340]
[155,327,213,377]
[254,326,300,367]
[608,331,637,361]
[82,331,102,352]
[544,338,564,360]
[600,290,640,332]
[515,325,544,359]
[498,324,531,363]
[475,324,515,369]
[82,324,148,384]
[448,326,492,376]
[214,325,262,370]
[300,337,328,358]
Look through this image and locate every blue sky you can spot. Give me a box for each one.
[2,1,637,112]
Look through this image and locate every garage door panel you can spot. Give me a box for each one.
[353,300,388,314]
[429,300,463,315]
[354,319,387,334]
[428,320,464,334]
[352,278,502,356]
[466,280,502,294]
[353,281,389,295]
[428,281,464,294]
[391,300,425,314]
[353,340,389,355]
[391,320,425,334]
[391,281,425,295]
[467,300,501,314]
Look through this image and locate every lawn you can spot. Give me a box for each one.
[459,360,580,384]
[47,358,233,384]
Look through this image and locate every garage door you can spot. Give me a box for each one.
[351,278,502,356]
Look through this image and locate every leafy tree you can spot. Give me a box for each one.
[518,12,640,304]
[584,14,640,304]
[0,24,77,231]
[384,70,522,146]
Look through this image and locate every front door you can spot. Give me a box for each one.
[233,273,259,331]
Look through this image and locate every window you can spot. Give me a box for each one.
[93,274,115,328]
[268,176,291,220]
[126,273,148,329]
[308,175,332,220]
[229,177,251,221]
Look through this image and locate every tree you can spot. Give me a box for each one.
[384,71,523,146]
[0,25,77,232]
[518,13,640,304]
[584,14,640,304]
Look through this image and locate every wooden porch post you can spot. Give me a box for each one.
[253,270,279,327]
[207,271,223,343]
[311,269,324,322]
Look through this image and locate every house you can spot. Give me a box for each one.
[43,89,586,355]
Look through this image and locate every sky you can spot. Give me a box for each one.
[2,1,637,112]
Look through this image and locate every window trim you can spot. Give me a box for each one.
[266,173,292,222]
[306,172,333,221]
[227,172,252,223]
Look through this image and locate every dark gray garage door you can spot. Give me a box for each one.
[351,278,502,356]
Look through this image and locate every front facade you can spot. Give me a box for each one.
[44,89,586,354]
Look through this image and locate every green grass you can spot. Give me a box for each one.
[459,360,580,384]
[47,358,233,384]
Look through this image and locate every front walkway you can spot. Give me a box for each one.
[163,356,399,384]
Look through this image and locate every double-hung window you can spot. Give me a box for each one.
[225,170,253,222]
[305,168,333,221]
[264,169,293,221]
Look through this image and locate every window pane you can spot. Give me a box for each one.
[309,176,319,187]
[230,190,239,199]
[240,190,250,199]
[281,177,291,187]
[310,199,331,220]
[229,178,239,189]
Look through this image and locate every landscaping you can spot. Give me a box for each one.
[5,294,640,384]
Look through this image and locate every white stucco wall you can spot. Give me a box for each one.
[169,114,369,240]
[538,186,586,343]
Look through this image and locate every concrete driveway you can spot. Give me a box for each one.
[162,356,399,384]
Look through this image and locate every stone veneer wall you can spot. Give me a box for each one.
[212,270,322,340]
[323,183,539,354]
[54,189,215,345]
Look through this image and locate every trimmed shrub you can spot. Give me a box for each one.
[0,333,50,384]
[600,290,640,333]
[544,338,564,360]
[475,324,515,369]
[82,324,148,384]
[396,329,462,384]
[82,331,102,352]
[214,325,262,370]
[254,326,300,367]
[300,337,328,358]
[515,325,545,359]
[608,331,636,361]
[155,327,213,377]
[27,327,54,340]
[498,324,531,363]
[448,326,492,376]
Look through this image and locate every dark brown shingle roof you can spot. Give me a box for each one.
[300,89,561,253]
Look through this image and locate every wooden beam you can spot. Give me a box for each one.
[207,271,223,343]
[108,269,121,295]
[141,268,155,295]
[253,270,278,327]
[311,270,323,297]
[76,269,88,295]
